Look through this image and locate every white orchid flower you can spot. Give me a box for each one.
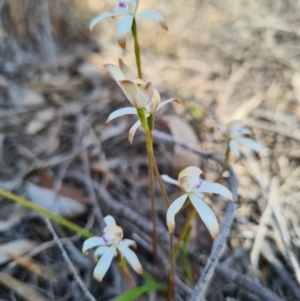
[89,0,168,49]
[82,215,142,282]
[162,166,234,239]
[104,59,177,143]
[219,121,260,158]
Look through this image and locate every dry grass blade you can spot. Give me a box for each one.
[0,272,47,301]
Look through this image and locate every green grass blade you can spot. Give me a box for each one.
[114,283,166,301]
[0,188,93,238]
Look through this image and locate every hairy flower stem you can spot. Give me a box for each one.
[148,150,158,268]
[174,208,197,259]
[167,233,175,301]
[131,17,142,79]
[117,255,136,288]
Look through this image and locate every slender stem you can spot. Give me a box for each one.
[174,208,197,259]
[148,150,158,267]
[216,141,231,182]
[149,149,170,207]
[167,233,175,301]
[131,17,142,79]
[118,254,136,288]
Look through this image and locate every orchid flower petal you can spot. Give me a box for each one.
[104,215,117,226]
[104,64,126,81]
[161,175,180,187]
[128,120,142,144]
[119,58,137,80]
[128,0,139,13]
[82,237,106,254]
[89,11,124,34]
[120,239,137,248]
[198,181,234,201]
[156,98,178,111]
[116,15,133,49]
[94,245,111,260]
[189,193,219,239]
[93,245,116,281]
[237,137,260,152]
[117,245,143,274]
[179,166,203,179]
[119,80,140,107]
[229,139,240,157]
[166,194,188,233]
[106,107,137,126]
[144,88,161,113]
[136,11,168,31]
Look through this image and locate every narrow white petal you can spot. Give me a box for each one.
[161,175,180,187]
[136,11,168,30]
[156,98,177,111]
[120,239,137,248]
[104,64,126,81]
[237,137,260,152]
[198,181,234,201]
[189,193,219,239]
[128,0,138,13]
[89,12,124,34]
[117,245,143,274]
[94,245,111,259]
[166,194,188,233]
[82,237,106,255]
[106,107,137,126]
[119,58,137,80]
[104,215,117,226]
[116,15,133,49]
[93,245,116,281]
[128,120,142,144]
[229,140,240,157]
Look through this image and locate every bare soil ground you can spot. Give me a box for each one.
[1,0,300,300]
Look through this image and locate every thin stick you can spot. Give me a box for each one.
[216,265,285,301]
[45,218,97,301]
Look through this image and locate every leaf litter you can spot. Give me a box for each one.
[0,0,300,300]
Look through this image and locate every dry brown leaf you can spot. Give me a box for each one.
[0,239,38,265]
[38,169,90,204]
[163,114,200,173]
[0,272,47,301]
[11,255,59,283]
[25,182,87,217]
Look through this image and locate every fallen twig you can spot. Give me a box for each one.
[45,218,97,301]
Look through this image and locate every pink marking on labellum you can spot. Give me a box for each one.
[119,1,126,8]
[194,179,202,189]
[103,235,109,244]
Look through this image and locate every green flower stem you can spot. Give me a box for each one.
[174,208,197,259]
[0,188,93,239]
[131,17,142,79]
[147,115,154,132]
